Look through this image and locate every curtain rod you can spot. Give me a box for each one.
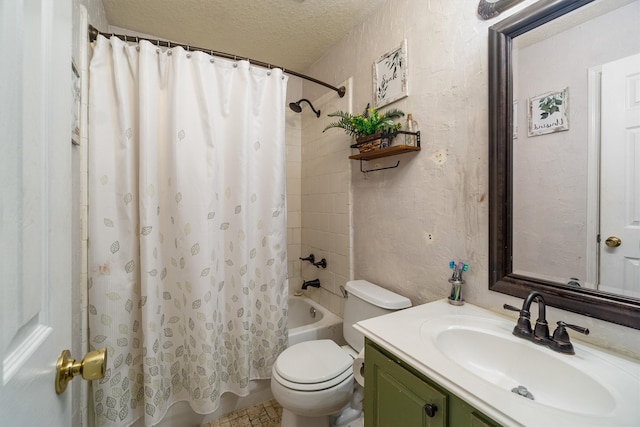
[88,25,346,98]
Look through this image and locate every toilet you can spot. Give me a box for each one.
[271,280,411,427]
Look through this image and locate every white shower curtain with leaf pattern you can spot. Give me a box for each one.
[88,35,288,426]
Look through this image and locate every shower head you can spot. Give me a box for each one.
[289,99,321,117]
[289,102,303,113]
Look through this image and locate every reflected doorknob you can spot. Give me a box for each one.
[605,236,622,248]
[55,348,107,394]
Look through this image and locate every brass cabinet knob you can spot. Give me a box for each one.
[605,236,622,248]
[55,348,107,394]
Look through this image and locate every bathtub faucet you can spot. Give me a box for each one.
[302,279,320,290]
[313,258,327,269]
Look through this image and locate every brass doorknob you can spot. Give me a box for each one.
[605,236,622,248]
[55,348,107,394]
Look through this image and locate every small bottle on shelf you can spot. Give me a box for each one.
[403,114,417,146]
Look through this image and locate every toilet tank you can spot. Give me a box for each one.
[343,280,411,352]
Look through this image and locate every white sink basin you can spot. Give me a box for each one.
[425,316,614,415]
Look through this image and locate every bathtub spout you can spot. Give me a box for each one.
[301,279,320,290]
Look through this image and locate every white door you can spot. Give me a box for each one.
[600,53,640,298]
[0,0,73,425]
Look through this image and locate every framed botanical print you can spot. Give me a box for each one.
[528,87,569,137]
[373,39,408,108]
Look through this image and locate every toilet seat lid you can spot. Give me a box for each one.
[275,339,353,384]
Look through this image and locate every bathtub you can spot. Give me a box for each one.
[143,295,344,427]
[287,295,344,346]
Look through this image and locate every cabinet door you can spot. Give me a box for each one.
[470,412,496,427]
[365,343,446,427]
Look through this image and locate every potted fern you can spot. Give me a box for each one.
[323,104,404,152]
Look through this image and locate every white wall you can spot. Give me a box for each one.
[302,0,640,358]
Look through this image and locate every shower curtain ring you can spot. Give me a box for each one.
[124,34,128,42]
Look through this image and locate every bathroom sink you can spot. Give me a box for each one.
[356,300,640,425]
[420,315,617,415]
[355,300,640,426]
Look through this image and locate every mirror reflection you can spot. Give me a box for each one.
[510,0,640,298]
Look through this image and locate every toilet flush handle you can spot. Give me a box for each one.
[339,285,348,298]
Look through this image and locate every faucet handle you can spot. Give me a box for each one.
[554,321,589,336]
[300,254,315,263]
[504,304,533,338]
[503,304,521,313]
[313,258,327,269]
[550,321,589,354]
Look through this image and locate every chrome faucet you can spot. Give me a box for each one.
[504,291,589,354]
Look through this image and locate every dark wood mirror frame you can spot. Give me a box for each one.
[488,0,640,330]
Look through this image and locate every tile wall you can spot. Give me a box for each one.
[285,78,303,299]
[298,81,353,316]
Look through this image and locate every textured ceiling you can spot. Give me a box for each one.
[101,0,387,71]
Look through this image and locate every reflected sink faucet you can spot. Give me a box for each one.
[504,291,589,355]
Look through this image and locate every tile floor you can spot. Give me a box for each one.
[202,399,282,427]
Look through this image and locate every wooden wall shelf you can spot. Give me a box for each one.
[349,145,420,161]
[348,130,421,173]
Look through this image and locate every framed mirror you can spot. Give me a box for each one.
[488,0,640,329]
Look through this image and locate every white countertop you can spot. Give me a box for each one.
[354,299,640,427]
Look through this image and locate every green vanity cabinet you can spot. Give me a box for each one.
[364,340,500,427]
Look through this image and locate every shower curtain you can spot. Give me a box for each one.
[87,35,288,426]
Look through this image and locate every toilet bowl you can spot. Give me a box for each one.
[271,340,354,420]
[271,280,411,427]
